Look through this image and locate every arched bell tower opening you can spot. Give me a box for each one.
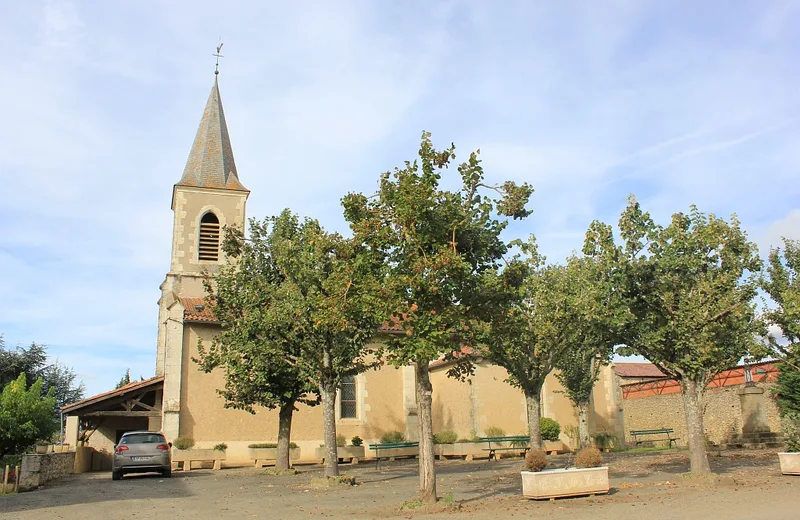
[198,212,221,262]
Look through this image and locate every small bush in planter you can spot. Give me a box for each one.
[380,431,405,443]
[213,443,228,451]
[433,430,458,444]
[336,434,346,447]
[351,436,363,447]
[540,418,561,442]
[173,436,195,450]
[783,412,800,452]
[524,448,548,472]
[484,426,505,437]
[575,447,604,468]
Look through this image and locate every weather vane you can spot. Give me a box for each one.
[213,39,224,75]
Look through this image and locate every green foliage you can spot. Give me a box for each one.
[612,197,763,385]
[350,436,363,447]
[782,413,800,452]
[0,374,57,457]
[483,426,505,437]
[173,436,194,450]
[213,443,228,451]
[564,425,580,447]
[248,442,299,449]
[524,448,548,472]
[776,364,800,416]
[0,339,85,411]
[380,431,405,443]
[336,434,346,447]
[539,418,560,442]
[432,430,458,444]
[115,369,131,389]
[575,447,604,468]
[592,431,617,450]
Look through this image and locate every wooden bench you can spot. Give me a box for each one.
[479,436,530,461]
[630,428,679,448]
[368,442,419,469]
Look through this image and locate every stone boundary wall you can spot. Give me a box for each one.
[19,452,75,491]
[622,382,782,446]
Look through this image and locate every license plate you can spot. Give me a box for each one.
[130,456,152,461]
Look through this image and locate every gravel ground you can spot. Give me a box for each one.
[2,449,798,520]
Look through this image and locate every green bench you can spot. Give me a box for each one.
[479,436,530,461]
[630,428,679,448]
[368,441,419,468]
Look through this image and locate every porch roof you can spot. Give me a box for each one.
[61,375,164,415]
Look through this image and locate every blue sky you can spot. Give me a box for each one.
[1,1,798,397]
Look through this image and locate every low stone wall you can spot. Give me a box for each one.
[19,452,75,491]
[622,383,782,446]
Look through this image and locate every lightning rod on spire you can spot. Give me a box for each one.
[213,39,224,75]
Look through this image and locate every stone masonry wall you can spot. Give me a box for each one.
[19,452,75,491]
[622,383,782,446]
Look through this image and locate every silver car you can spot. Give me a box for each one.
[112,431,172,480]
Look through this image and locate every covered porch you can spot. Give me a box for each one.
[61,376,164,471]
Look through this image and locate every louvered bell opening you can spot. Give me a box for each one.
[199,212,221,261]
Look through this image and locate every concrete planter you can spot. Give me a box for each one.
[521,467,610,500]
[315,446,365,462]
[53,444,70,453]
[35,445,49,454]
[543,441,566,454]
[249,447,300,467]
[171,448,226,462]
[778,452,800,475]
[434,442,487,460]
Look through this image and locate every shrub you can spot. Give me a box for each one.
[592,431,617,450]
[575,447,603,468]
[248,442,298,449]
[563,425,580,448]
[783,412,800,453]
[456,438,471,443]
[380,431,405,443]
[336,434,346,447]
[483,426,505,438]
[351,436,363,447]
[213,443,228,451]
[433,430,458,444]
[173,436,195,450]
[524,448,548,472]
[539,418,560,442]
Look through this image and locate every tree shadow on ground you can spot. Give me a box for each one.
[0,470,202,513]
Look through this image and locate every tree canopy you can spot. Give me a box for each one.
[0,373,58,457]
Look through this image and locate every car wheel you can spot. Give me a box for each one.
[112,470,122,481]
[161,468,172,478]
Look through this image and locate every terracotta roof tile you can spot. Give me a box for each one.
[181,297,218,323]
[613,362,665,378]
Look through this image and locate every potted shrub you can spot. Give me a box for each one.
[521,447,610,500]
[778,413,800,475]
[591,431,617,452]
[35,442,49,455]
[249,442,300,466]
[315,435,365,463]
[540,418,565,453]
[170,437,225,469]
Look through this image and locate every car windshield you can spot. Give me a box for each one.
[120,433,166,445]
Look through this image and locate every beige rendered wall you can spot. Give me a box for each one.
[179,324,410,462]
[621,382,782,446]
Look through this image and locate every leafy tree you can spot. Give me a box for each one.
[611,196,763,474]
[342,132,532,503]
[194,214,319,470]
[0,373,58,457]
[761,238,800,415]
[481,237,572,448]
[115,369,131,389]
[0,339,85,411]
[199,211,386,477]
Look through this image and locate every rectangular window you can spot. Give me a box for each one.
[340,375,357,419]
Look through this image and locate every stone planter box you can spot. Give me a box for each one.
[53,444,70,453]
[543,441,566,454]
[434,442,487,460]
[778,452,800,475]
[172,449,226,470]
[249,447,300,467]
[35,445,50,454]
[315,446,365,463]
[521,467,610,500]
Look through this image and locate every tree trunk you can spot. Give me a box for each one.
[577,400,591,449]
[680,379,711,474]
[320,375,340,478]
[275,399,295,470]
[415,361,437,504]
[524,388,542,448]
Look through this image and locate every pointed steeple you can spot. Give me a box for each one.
[176,77,248,192]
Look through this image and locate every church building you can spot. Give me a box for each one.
[61,74,627,468]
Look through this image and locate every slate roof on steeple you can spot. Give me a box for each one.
[176,77,248,192]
